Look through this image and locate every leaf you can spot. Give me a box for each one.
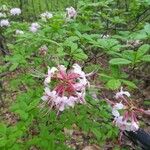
[121,80,137,88]
[0,123,6,134]
[106,79,121,90]
[141,55,150,62]
[122,50,136,61]
[15,110,29,120]
[137,44,150,58]
[144,100,150,106]
[9,63,19,71]
[109,58,131,65]
[91,128,101,140]
[0,136,7,147]
[144,23,150,34]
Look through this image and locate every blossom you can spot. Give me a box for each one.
[29,22,40,33]
[31,22,40,29]
[41,87,57,102]
[16,29,24,35]
[66,7,77,19]
[29,26,38,33]
[40,11,53,20]
[41,64,89,112]
[0,19,10,27]
[114,116,139,132]
[115,87,130,99]
[44,67,58,85]
[10,8,21,16]
[112,102,124,117]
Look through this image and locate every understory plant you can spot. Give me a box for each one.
[0,0,150,149]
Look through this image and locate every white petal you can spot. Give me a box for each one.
[112,108,120,117]
[114,103,124,110]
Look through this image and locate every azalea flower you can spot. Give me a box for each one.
[0,19,10,27]
[31,23,40,28]
[10,8,21,16]
[29,22,40,33]
[40,11,53,21]
[115,87,130,99]
[114,116,139,132]
[66,7,77,20]
[41,64,89,112]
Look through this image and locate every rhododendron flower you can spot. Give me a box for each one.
[16,29,24,35]
[0,19,10,27]
[40,12,53,20]
[115,87,130,99]
[29,22,40,33]
[66,7,77,20]
[41,64,89,113]
[114,116,139,132]
[10,8,21,16]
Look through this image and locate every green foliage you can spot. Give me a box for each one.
[1,0,150,149]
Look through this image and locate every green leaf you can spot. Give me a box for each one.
[0,123,6,135]
[15,110,29,120]
[9,63,19,71]
[137,44,150,58]
[141,55,150,62]
[144,23,150,34]
[109,58,131,65]
[106,79,121,90]
[91,128,101,140]
[122,50,136,61]
[121,80,137,88]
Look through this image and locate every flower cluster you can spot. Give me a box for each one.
[0,19,10,27]
[41,64,89,112]
[0,7,21,28]
[66,7,77,20]
[106,87,150,133]
[40,11,53,21]
[10,8,21,16]
[29,22,40,33]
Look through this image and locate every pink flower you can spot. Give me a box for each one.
[29,23,40,33]
[114,116,139,132]
[0,19,10,27]
[41,64,89,112]
[66,7,77,20]
[10,8,21,16]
